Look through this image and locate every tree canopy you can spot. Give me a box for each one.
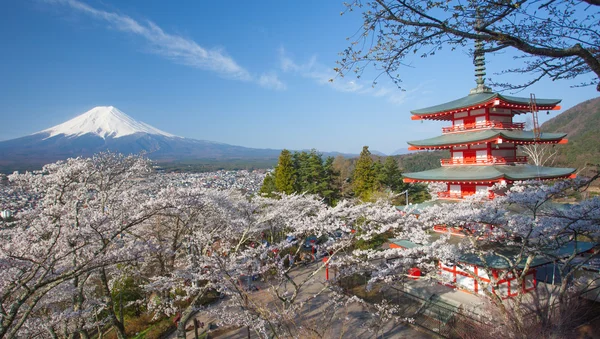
[274,149,296,194]
[263,149,340,205]
[337,0,600,91]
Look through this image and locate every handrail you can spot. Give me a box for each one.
[440,156,527,166]
[442,121,525,134]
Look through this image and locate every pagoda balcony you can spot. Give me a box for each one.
[442,121,525,134]
[440,156,528,166]
[437,191,495,200]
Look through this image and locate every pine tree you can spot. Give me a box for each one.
[306,149,325,195]
[373,160,385,191]
[259,173,277,197]
[381,156,406,192]
[274,149,296,194]
[293,151,311,193]
[352,146,376,200]
[322,156,340,206]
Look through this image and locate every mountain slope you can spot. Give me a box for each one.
[40,106,176,139]
[0,106,281,172]
[541,97,600,170]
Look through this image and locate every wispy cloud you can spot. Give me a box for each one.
[278,47,413,104]
[258,72,287,91]
[47,0,285,90]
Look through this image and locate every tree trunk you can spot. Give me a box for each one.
[99,268,127,339]
[176,291,207,339]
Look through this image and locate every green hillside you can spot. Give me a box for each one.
[393,150,448,172]
[541,97,600,171]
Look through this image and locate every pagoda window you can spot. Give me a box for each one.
[456,272,474,291]
[454,118,464,127]
[497,281,510,298]
[492,148,516,158]
[454,111,469,119]
[495,115,513,123]
[476,150,488,161]
[475,115,486,125]
[452,151,463,160]
[524,272,536,292]
[469,108,485,116]
[470,144,486,150]
[449,184,461,196]
[476,185,490,194]
[489,108,512,115]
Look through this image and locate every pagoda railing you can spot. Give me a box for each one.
[440,156,528,166]
[438,191,495,199]
[442,121,525,134]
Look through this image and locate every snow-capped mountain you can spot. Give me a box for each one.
[0,106,281,170]
[39,106,177,139]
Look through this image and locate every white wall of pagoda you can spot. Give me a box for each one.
[448,107,526,131]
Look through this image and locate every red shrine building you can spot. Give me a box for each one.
[402,43,575,199]
[389,44,595,298]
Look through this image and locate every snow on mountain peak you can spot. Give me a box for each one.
[39,106,178,139]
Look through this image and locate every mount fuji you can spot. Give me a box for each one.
[0,106,281,170]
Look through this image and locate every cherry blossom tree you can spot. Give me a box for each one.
[4,151,597,338]
[350,177,600,336]
[0,153,168,338]
[337,0,600,91]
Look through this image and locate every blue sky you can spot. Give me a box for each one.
[1,0,598,154]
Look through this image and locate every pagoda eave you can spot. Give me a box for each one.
[403,165,576,184]
[408,137,567,150]
[407,130,568,150]
[410,93,561,121]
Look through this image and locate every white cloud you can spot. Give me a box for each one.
[258,72,286,91]
[47,0,285,90]
[278,47,411,104]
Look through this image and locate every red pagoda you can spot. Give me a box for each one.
[389,43,588,298]
[402,41,575,199]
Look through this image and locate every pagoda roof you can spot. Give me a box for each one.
[403,164,575,182]
[408,130,567,149]
[410,92,561,120]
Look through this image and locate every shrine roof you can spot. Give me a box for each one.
[410,92,561,118]
[407,130,566,148]
[459,241,596,269]
[396,200,457,214]
[390,237,596,269]
[403,164,575,182]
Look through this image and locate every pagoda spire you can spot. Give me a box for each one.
[470,39,493,94]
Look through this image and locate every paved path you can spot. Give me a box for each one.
[170,262,435,339]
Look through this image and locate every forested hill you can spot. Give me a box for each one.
[541,97,600,170]
[392,150,448,172]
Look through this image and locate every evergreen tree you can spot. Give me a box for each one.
[293,151,311,193]
[381,157,406,192]
[274,149,296,194]
[306,149,326,195]
[373,160,385,191]
[352,146,376,200]
[259,173,277,197]
[322,156,340,206]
